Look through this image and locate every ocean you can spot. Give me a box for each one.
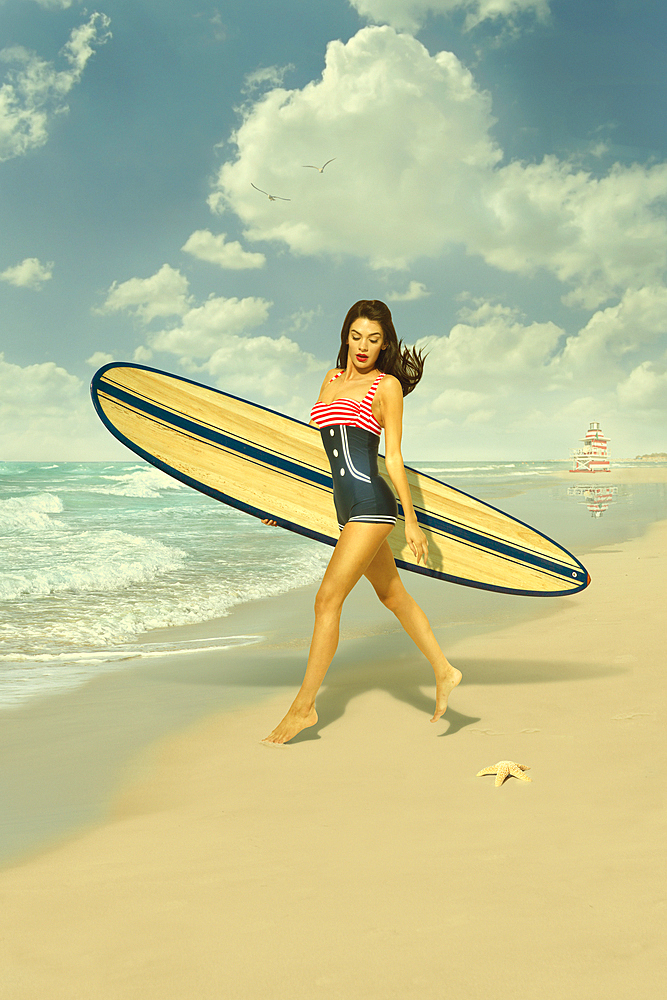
[1,459,664,709]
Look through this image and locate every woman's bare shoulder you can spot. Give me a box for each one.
[378,373,402,397]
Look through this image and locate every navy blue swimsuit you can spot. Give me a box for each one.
[310,372,398,531]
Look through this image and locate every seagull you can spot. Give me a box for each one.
[251,183,290,201]
[302,158,336,173]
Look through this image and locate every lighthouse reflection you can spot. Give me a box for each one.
[567,484,619,518]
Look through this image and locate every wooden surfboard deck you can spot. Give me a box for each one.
[91,363,590,597]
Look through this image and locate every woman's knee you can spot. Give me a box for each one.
[376,578,408,614]
[314,585,343,619]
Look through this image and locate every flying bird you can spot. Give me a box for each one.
[251,183,290,201]
[302,158,336,173]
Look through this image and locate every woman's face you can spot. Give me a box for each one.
[346,317,386,371]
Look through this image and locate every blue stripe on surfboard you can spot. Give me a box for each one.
[91,363,589,595]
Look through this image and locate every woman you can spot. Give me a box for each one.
[262,300,461,745]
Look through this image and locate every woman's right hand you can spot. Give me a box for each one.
[261,518,278,527]
[405,519,429,565]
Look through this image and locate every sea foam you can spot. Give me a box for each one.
[0,493,65,533]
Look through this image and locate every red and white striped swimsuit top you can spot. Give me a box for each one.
[310,371,385,437]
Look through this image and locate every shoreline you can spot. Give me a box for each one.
[553,465,667,483]
[0,511,664,996]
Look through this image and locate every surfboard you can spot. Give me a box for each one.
[91,363,590,597]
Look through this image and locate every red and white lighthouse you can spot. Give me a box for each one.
[570,421,610,473]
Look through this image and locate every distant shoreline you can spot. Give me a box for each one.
[553,466,667,484]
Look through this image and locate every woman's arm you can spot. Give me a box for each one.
[377,377,429,565]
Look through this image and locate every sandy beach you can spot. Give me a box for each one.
[1,494,665,997]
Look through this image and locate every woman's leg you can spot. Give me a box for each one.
[262,521,393,744]
[364,541,462,722]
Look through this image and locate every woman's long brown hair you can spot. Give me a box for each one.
[336,300,426,396]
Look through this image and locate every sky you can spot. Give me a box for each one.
[1,0,666,461]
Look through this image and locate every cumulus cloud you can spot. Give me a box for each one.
[181,230,266,269]
[212,26,667,308]
[0,256,53,289]
[419,299,562,394]
[213,27,501,270]
[149,298,325,417]
[387,281,430,302]
[287,306,323,334]
[349,0,550,32]
[403,299,563,453]
[208,11,227,43]
[616,361,667,412]
[555,285,667,378]
[133,345,153,363]
[149,294,273,358]
[94,264,324,416]
[478,158,667,309]
[0,353,122,461]
[0,12,111,162]
[401,289,667,458]
[97,264,191,323]
[202,333,324,414]
[243,64,294,94]
[0,353,81,409]
[97,266,320,415]
[85,351,114,368]
[96,265,272,354]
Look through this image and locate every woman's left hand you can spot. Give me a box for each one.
[405,521,428,565]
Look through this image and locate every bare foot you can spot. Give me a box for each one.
[261,705,318,745]
[430,662,462,723]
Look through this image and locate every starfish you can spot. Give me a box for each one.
[476,760,531,787]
